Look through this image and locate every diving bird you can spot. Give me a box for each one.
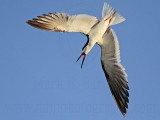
[26,2,129,116]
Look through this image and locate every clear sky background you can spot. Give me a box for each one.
[0,0,160,120]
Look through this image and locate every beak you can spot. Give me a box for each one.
[76,52,86,69]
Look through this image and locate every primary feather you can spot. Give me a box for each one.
[26,12,99,34]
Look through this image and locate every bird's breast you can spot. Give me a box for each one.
[89,22,108,43]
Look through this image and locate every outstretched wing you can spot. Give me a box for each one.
[26,12,99,34]
[98,28,129,116]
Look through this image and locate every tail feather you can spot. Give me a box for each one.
[102,2,115,19]
[110,12,126,26]
[102,2,126,26]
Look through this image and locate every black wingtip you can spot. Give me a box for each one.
[26,20,30,24]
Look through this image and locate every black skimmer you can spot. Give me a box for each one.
[26,2,129,117]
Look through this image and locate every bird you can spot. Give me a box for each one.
[26,2,129,117]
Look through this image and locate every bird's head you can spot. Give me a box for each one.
[76,42,94,69]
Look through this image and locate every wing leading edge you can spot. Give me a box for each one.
[26,12,99,35]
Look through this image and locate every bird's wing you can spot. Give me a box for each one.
[26,12,99,34]
[98,27,129,116]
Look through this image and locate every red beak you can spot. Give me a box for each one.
[76,53,86,68]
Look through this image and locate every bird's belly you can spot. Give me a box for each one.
[89,30,104,44]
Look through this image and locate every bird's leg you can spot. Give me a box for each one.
[76,52,86,69]
[104,17,110,21]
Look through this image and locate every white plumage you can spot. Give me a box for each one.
[26,2,129,117]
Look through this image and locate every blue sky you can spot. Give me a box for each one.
[0,0,160,120]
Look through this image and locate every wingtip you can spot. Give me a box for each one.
[112,95,128,117]
[26,20,31,24]
[120,108,127,117]
[121,109,127,117]
[26,20,29,24]
[123,113,126,117]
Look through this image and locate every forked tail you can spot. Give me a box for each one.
[102,2,126,25]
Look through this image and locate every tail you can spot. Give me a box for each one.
[102,2,126,25]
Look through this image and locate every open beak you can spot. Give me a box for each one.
[76,52,86,69]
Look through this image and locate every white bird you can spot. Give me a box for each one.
[26,2,129,116]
